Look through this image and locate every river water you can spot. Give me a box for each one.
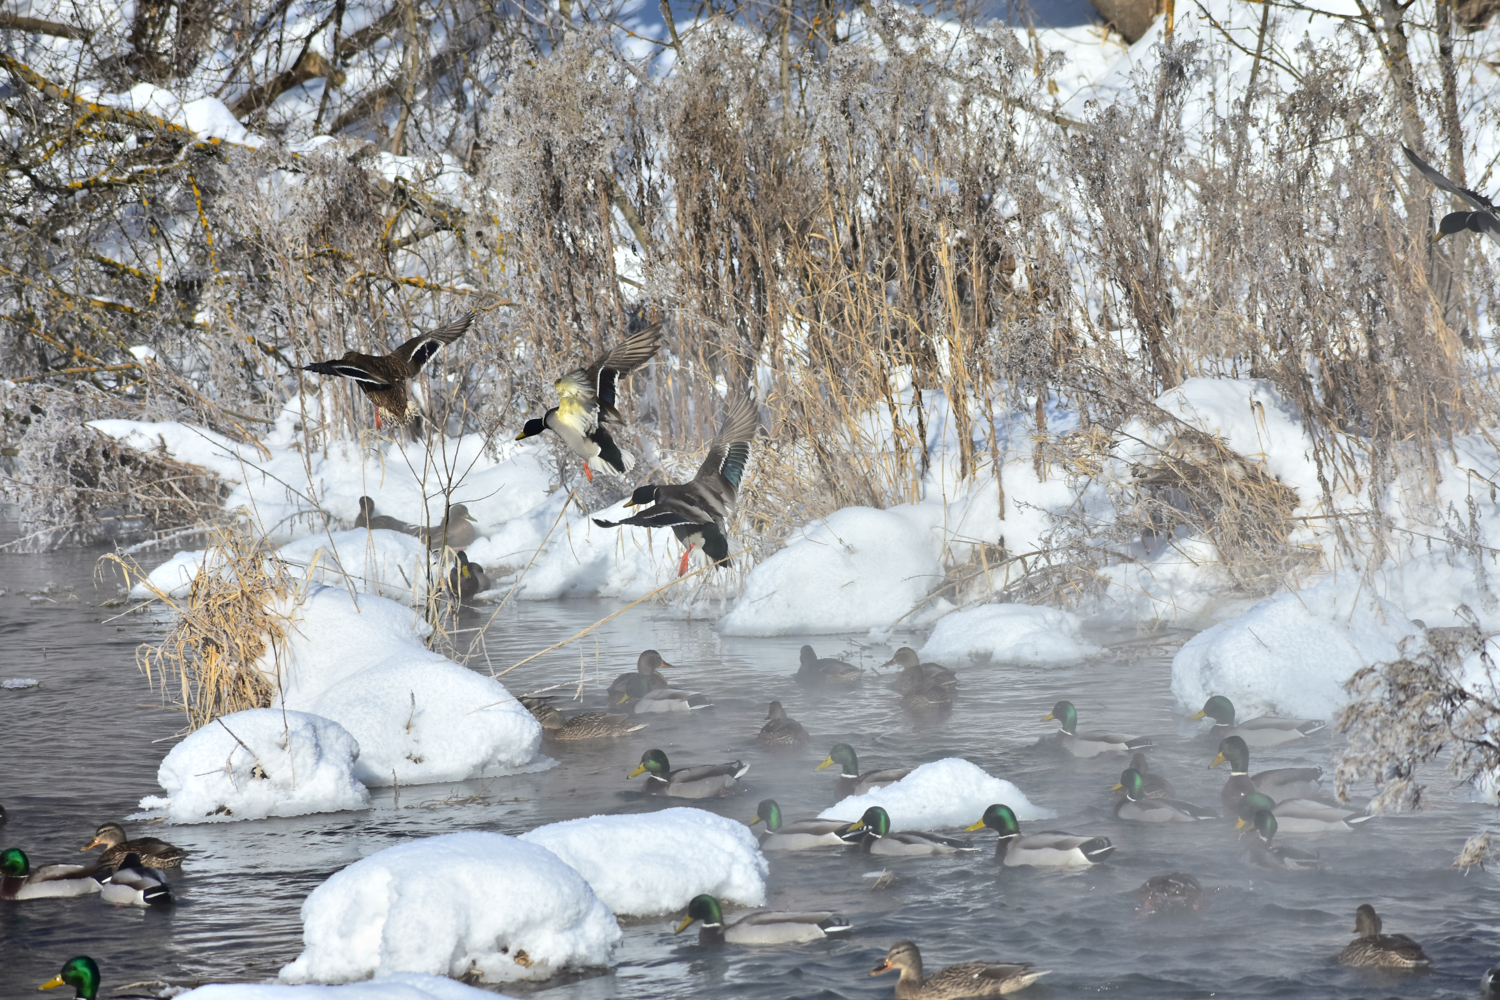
[1,534,1497,999]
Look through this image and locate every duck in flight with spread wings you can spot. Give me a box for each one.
[592,395,759,576]
[1403,144,1500,244]
[515,322,664,481]
[301,312,474,428]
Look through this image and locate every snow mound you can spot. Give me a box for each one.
[521,807,767,916]
[277,529,434,602]
[180,974,516,1000]
[143,709,369,823]
[1171,574,1425,719]
[280,832,620,984]
[920,604,1100,665]
[274,587,543,786]
[720,505,950,635]
[132,548,209,599]
[818,758,1053,829]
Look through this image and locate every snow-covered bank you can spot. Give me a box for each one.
[181,975,516,1000]
[280,833,620,984]
[919,604,1100,665]
[818,758,1053,829]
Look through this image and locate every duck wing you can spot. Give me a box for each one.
[887,831,978,851]
[777,818,850,837]
[391,311,474,373]
[1274,798,1371,829]
[726,909,850,943]
[303,355,395,388]
[854,767,912,793]
[670,761,749,784]
[563,322,663,414]
[693,395,759,493]
[1404,145,1497,213]
[1253,767,1324,799]
[929,961,1047,994]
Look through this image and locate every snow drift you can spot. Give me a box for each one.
[818,758,1053,830]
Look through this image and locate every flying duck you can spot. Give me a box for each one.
[302,312,474,427]
[516,322,663,480]
[1403,144,1500,245]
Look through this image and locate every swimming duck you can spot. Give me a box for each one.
[302,312,474,427]
[591,395,759,574]
[628,749,747,798]
[1484,966,1500,996]
[606,649,674,702]
[870,940,1049,998]
[447,551,490,601]
[1210,736,1327,813]
[354,496,417,534]
[817,743,911,797]
[1235,790,1371,834]
[883,648,958,695]
[1039,700,1153,757]
[1134,873,1205,915]
[524,696,647,740]
[756,701,811,746]
[99,853,172,907]
[748,800,849,850]
[795,646,863,689]
[517,322,664,481]
[901,684,955,715]
[1192,695,1326,746]
[673,893,851,945]
[1337,904,1430,969]
[616,674,713,713]
[1119,752,1175,799]
[838,806,977,856]
[82,823,187,870]
[0,848,101,900]
[966,804,1114,866]
[1112,769,1217,823]
[1241,808,1324,870]
[40,957,160,1000]
[424,503,478,551]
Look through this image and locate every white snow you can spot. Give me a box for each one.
[2,678,40,689]
[1171,574,1426,719]
[520,807,767,916]
[141,709,369,824]
[818,758,1053,830]
[279,832,620,984]
[179,974,517,1000]
[276,529,435,602]
[920,604,1100,665]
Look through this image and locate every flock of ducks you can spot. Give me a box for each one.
[1,824,183,907]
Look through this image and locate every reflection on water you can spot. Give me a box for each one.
[1,538,1497,999]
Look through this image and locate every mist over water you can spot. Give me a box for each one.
[2,534,1496,998]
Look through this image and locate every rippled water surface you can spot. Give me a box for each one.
[2,534,1498,999]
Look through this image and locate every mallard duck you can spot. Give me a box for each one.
[354,496,417,534]
[1120,752,1175,799]
[424,503,478,551]
[817,743,911,797]
[517,322,664,481]
[748,799,848,850]
[447,551,489,601]
[966,804,1114,866]
[1,848,101,900]
[838,806,977,856]
[606,649,674,702]
[673,893,851,945]
[1210,736,1328,813]
[302,312,474,427]
[1337,904,1430,969]
[1483,966,1500,996]
[628,749,746,798]
[40,957,160,1000]
[524,696,647,740]
[1112,769,1216,823]
[99,853,172,907]
[756,701,811,746]
[901,684,954,715]
[1192,695,1325,746]
[883,648,958,695]
[616,674,713,713]
[82,822,187,870]
[1235,790,1371,834]
[870,940,1049,998]
[1240,808,1324,870]
[1134,873,1205,915]
[1404,144,1500,246]
[591,395,758,574]
[795,645,863,690]
[1039,700,1153,757]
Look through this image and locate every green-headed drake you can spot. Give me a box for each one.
[1112,768,1216,823]
[816,743,911,797]
[748,799,848,850]
[40,957,161,999]
[1241,808,1323,871]
[674,893,851,945]
[870,940,1049,998]
[1039,700,1153,757]
[967,804,1113,866]
[837,806,977,857]
[1,848,101,901]
[1336,904,1430,969]
[629,749,746,798]
[1192,695,1325,746]
[1210,735,1325,812]
[1235,790,1371,834]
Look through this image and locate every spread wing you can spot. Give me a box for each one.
[568,321,663,409]
[694,395,760,487]
[303,358,393,389]
[1403,145,1496,213]
[393,312,475,373]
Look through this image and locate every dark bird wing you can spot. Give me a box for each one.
[694,395,760,489]
[1403,145,1497,213]
[561,322,664,415]
[392,312,475,374]
[303,358,394,388]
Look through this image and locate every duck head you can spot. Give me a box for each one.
[675,893,723,933]
[881,647,921,669]
[966,804,1021,840]
[843,806,890,839]
[1210,735,1251,774]
[871,940,922,977]
[1192,695,1237,726]
[628,748,669,780]
[1,847,29,876]
[623,485,660,508]
[1113,768,1146,800]
[1353,903,1382,938]
[515,417,547,440]
[83,822,127,852]
[748,800,781,832]
[1235,791,1278,831]
[638,649,673,673]
[1041,700,1078,735]
[617,673,652,703]
[40,957,99,1000]
[816,743,859,777]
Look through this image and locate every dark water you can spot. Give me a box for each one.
[2,537,1498,999]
